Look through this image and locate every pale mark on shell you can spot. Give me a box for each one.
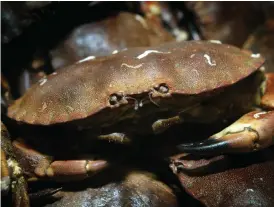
[77,56,96,63]
[40,102,47,112]
[203,54,216,66]
[121,63,144,69]
[191,69,199,76]
[66,106,74,111]
[190,54,195,58]
[112,50,118,54]
[253,111,267,119]
[135,14,148,29]
[83,83,88,89]
[136,50,171,59]
[251,53,261,58]
[209,40,222,44]
[246,189,254,193]
[39,78,47,86]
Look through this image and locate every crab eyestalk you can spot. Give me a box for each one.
[178,73,274,155]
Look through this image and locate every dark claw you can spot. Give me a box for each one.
[177,138,230,155]
[178,111,274,155]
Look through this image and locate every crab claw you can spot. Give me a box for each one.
[178,110,274,155]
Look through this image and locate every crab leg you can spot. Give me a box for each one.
[177,73,274,155]
[34,160,108,182]
[12,141,108,182]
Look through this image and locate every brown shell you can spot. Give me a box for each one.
[8,41,264,125]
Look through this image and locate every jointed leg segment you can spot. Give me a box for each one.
[12,141,108,182]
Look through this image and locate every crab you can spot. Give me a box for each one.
[38,169,180,207]
[6,40,274,181]
[170,147,274,206]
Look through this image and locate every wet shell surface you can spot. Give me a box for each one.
[8,41,264,125]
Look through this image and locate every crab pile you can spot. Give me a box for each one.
[2,2,274,207]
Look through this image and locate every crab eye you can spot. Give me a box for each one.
[109,94,122,105]
[155,84,169,94]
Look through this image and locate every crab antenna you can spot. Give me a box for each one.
[179,103,201,114]
[139,99,144,108]
[124,96,139,110]
[148,91,160,107]
[138,97,149,108]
